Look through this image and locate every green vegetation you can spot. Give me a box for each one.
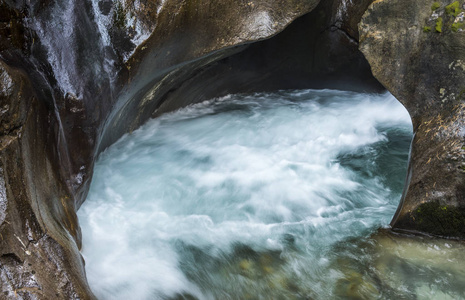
[435,17,444,32]
[446,1,462,17]
[452,22,465,31]
[426,2,465,33]
[414,201,465,238]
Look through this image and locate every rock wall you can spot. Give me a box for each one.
[0,2,96,298]
[359,0,465,238]
[0,60,92,298]
[97,0,322,152]
[148,0,384,117]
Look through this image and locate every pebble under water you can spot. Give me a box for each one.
[78,90,465,299]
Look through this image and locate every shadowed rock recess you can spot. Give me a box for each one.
[0,0,461,298]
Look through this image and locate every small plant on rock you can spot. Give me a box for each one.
[436,17,444,32]
[451,22,465,31]
[446,1,462,17]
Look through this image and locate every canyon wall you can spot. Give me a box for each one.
[1,0,463,298]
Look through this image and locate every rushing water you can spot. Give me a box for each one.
[79,90,465,299]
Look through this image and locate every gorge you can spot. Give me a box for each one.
[1,0,465,298]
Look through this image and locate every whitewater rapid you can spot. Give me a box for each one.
[79,89,419,299]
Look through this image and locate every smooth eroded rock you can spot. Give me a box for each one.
[359,0,465,238]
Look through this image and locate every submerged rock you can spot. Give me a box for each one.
[330,229,465,298]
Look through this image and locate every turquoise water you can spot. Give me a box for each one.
[78,90,465,299]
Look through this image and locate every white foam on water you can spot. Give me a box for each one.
[79,89,414,299]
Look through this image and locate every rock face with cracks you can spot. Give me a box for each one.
[359,0,465,238]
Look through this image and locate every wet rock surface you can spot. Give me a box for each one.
[1,0,462,297]
[0,60,93,299]
[99,0,321,150]
[359,0,465,238]
[149,0,384,117]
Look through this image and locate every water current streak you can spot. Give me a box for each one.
[78,90,439,299]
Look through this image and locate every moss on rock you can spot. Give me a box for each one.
[436,17,444,32]
[446,1,462,17]
[451,22,465,32]
[432,2,441,11]
[413,202,465,238]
